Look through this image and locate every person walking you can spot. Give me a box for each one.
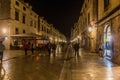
[23,42,29,55]
[73,43,80,57]
[98,45,104,57]
[47,42,52,55]
[0,41,5,63]
[31,43,35,55]
[52,43,57,56]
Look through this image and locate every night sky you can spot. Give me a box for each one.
[24,0,84,39]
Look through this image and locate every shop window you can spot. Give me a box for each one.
[104,24,112,58]
[14,39,18,46]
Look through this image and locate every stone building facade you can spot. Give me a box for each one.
[71,0,98,52]
[71,0,120,64]
[38,17,66,44]
[0,0,66,49]
[0,0,39,49]
[97,0,120,63]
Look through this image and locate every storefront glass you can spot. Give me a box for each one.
[104,25,112,58]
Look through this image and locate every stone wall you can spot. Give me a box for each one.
[0,0,10,20]
[112,15,120,64]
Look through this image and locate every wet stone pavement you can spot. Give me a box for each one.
[1,46,120,80]
[0,50,65,80]
[70,56,120,80]
[60,48,120,80]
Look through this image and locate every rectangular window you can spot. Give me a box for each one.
[15,28,19,34]
[34,21,36,28]
[104,0,109,11]
[30,20,33,26]
[22,15,26,24]
[47,29,49,33]
[15,10,19,20]
[23,29,25,34]
[42,26,44,31]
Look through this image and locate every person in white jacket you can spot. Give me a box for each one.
[0,41,5,63]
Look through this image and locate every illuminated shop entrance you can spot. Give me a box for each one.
[104,24,112,59]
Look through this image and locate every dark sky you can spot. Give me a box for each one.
[24,0,84,39]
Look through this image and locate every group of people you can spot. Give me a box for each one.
[72,42,104,58]
[47,42,57,56]
[23,41,57,56]
[23,42,35,55]
[0,39,104,64]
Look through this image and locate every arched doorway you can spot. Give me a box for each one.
[104,23,112,59]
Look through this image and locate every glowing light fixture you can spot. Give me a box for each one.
[2,28,7,33]
[88,27,92,32]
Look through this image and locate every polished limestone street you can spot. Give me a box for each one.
[0,46,66,80]
[60,45,120,80]
[1,45,120,80]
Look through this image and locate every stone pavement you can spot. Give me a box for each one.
[1,46,120,80]
[59,47,120,80]
[3,50,26,61]
[0,49,65,80]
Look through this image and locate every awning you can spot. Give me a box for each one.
[10,33,42,38]
[10,33,49,40]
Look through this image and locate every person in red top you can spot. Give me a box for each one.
[23,42,29,55]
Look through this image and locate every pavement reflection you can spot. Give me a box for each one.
[0,65,5,80]
[1,45,65,80]
[1,45,120,80]
[60,47,120,80]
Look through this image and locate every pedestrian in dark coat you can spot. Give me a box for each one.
[73,43,80,56]
[31,43,35,55]
[0,41,5,63]
[47,42,52,55]
[98,44,104,57]
[52,43,57,55]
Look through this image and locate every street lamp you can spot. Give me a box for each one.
[88,27,92,32]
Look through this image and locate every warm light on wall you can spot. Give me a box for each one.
[2,28,7,33]
[77,36,80,39]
